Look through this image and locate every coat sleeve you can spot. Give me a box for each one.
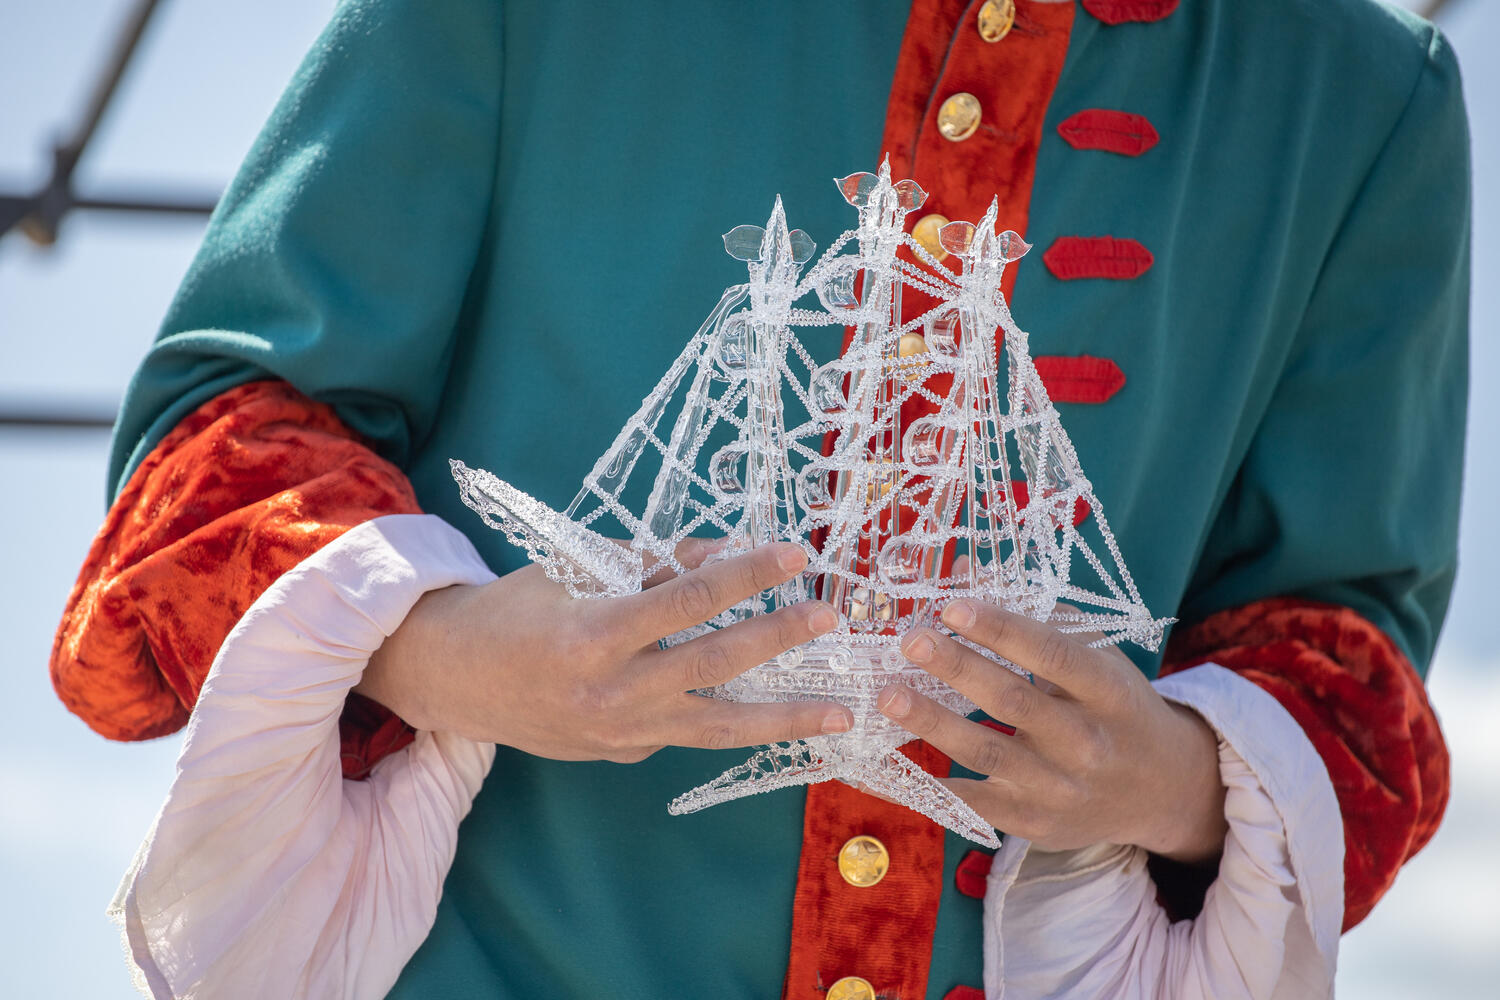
[106,0,504,500]
[55,0,505,775]
[51,380,426,779]
[1162,22,1469,933]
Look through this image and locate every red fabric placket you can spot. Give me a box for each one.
[783,3,1075,998]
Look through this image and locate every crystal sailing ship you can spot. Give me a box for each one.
[451,161,1168,847]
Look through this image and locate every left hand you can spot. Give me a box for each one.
[877,599,1227,864]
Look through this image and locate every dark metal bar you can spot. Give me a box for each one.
[1,0,171,244]
[59,0,165,167]
[74,192,219,216]
[0,408,117,430]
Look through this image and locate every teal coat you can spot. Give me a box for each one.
[107,1,1468,996]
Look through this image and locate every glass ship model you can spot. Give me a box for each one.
[451,161,1167,847]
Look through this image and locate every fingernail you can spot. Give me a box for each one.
[902,632,936,663]
[879,687,913,719]
[822,708,853,734]
[777,544,808,573]
[809,605,839,633]
[942,600,976,630]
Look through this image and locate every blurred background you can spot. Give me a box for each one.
[1,1,1493,996]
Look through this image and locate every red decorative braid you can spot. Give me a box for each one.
[1082,0,1181,26]
[1043,236,1155,280]
[51,379,423,779]
[1161,598,1451,930]
[1034,355,1126,404]
[954,849,994,899]
[1057,109,1160,156]
[944,986,985,1000]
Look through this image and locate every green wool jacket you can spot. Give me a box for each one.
[107,1,1467,996]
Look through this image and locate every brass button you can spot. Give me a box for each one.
[858,458,896,506]
[838,834,890,887]
[937,93,982,142]
[896,332,931,383]
[828,976,877,1000]
[912,213,950,262]
[978,0,1017,42]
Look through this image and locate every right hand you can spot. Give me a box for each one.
[355,539,850,762]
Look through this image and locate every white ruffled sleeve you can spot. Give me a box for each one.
[981,663,1344,1000]
[109,514,498,1000]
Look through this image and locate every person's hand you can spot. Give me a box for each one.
[877,599,1227,864]
[356,539,852,762]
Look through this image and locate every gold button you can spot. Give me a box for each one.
[838,835,891,887]
[978,0,1017,42]
[896,332,931,383]
[828,976,877,1000]
[937,93,982,142]
[858,458,896,505]
[912,213,950,262]
[847,585,895,622]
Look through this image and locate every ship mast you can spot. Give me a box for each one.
[822,161,927,631]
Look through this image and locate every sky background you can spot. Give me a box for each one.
[1,1,1495,996]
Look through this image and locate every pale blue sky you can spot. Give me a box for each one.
[1,2,1495,997]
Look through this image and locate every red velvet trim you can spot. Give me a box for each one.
[955,849,993,899]
[340,691,421,780]
[944,987,985,1000]
[1043,236,1154,280]
[1058,109,1160,156]
[1161,598,1451,931]
[1034,355,1126,404]
[980,717,1019,737]
[50,379,423,779]
[1082,0,1181,25]
[784,741,951,1000]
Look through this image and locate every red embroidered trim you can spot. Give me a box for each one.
[955,849,994,899]
[1058,109,1160,156]
[1034,355,1126,404]
[1082,0,1181,25]
[784,741,952,999]
[1043,237,1154,280]
[944,987,985,1000]
[1161,598,1451,931]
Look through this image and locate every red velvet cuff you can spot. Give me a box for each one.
[1161,598,1450,930]
[51,379,424,779]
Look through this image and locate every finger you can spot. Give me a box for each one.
[609,542,809,644]
[674,536,729,572]
[638,536,729,588]
[875,685,1030,778]
[939,599,1117,702]
[663,694,853,750]
[656,602,839,693]
[898,627,1063,738]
